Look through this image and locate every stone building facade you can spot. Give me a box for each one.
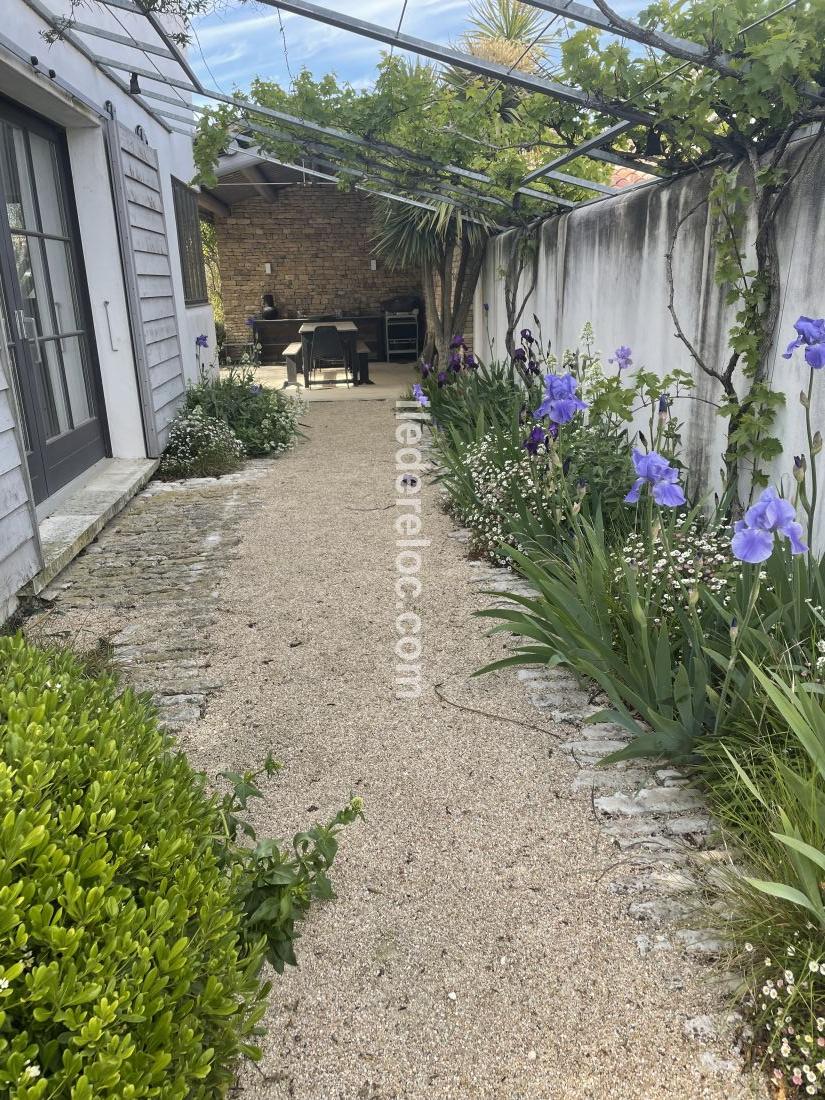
[213,184,421,346]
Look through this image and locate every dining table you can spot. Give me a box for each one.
[299,320,358,385]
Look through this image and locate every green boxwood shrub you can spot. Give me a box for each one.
[0,635,266,1098]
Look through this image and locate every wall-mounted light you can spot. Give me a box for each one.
[264,262,272,275]
[370,259,377,271]
[129,72,141,95]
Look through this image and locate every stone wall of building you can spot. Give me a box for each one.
[215,185,421,346]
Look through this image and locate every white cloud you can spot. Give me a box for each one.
[190,0,646,94]
[191,0,473,91]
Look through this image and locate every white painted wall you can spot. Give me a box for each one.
[475,131,825,546]
[2,1,211,460]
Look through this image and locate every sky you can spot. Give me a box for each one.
[189,0,643,96]
[190,1,473,94]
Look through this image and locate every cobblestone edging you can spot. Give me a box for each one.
[452,529,750,1072]
[31,466,268,733]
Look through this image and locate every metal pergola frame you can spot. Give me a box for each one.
[108,64,592,214]
[517,0,823,184]
[21,0,176,132]
[24,0,811,221]
[86,0,671,210]
[252,0,820,187]
[253,0,655,126]
[18,0,665,220]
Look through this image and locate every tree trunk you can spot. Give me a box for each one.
[503,226,539,359]
[422,229,488,368]
[421,258,440,367]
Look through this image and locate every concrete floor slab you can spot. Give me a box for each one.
[225,360,419,402]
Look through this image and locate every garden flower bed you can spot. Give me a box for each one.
[414,317,825,1093]
[160,342,305,480]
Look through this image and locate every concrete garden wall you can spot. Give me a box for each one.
[474,130,825,545]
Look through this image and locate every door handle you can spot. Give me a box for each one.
[103,299,117,351]
[16,311,42,364]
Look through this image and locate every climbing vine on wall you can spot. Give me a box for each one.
[559,0,825,505]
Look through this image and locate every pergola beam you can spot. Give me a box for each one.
[153,106,197,127]
[20,0,173,132]
[144,11,206,93]
[126,73,585,209]
[520,0,823,102]
[255,0,655,126]
[62,18,176,59]
[589,147,665,177]
[519,0,734,72]
[523,121,634,183]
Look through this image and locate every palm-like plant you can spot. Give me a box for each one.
[372,199,495,367]
[449,0,561,118]
[468,0,557,48]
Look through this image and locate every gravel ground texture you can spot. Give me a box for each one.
[27,393,768,1099]
[190,398,764,1100]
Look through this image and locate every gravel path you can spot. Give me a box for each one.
[180,397,765,1100]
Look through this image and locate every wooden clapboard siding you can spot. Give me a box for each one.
[0,365,40,609]
[105,120,186,454]
[134,251,172,278]
[140,297,177,324]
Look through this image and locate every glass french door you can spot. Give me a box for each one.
[0,98,106,504]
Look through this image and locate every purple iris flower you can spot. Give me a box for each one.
[534,372,588,426]
[658,393,670,415]
[437,370,448,388]
[465,353,478,369]
[783,316,825,369]
[731,487,808,563]
[448,352,462,372]
[420,362,431,379]
[625,449,686,507]
[450,334,465,349]
[520,328,535,345]
[483,302,490,312]
[527,359,541,376]
[522,425,549,455]
[609,345,633,372]
[195,334,209,349]
[248,383,262,395]
[513,348,527,363]
[412,383,430,408]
